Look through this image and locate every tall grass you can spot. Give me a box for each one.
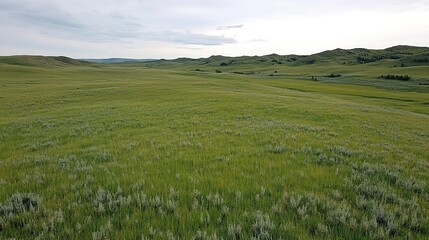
[0,61,428,239]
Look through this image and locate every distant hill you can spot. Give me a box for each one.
[1,46,428,67]
[293,45,429,65]
[145,45,429,67]
[81,58,158,63]
[0,55,91,66]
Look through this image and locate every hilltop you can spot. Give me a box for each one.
[0,55,91,66]
[80,58,158,63]
[145,45,429,67]
[1,46,428,68]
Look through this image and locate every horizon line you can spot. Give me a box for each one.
[1,44,428,61]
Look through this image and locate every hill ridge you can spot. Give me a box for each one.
[163,45,429,67]
[0,55,90,66]
[1,45,428,66]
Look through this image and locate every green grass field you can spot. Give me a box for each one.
[0,52,428,239]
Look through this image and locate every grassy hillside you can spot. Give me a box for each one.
[0,50,428,239]
[142,46,429,94]
[142,45,429,68]
[81,58,158,63]
[0,55,90,66]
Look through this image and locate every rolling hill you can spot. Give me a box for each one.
[138,45,429,70]
[0,55,90,66]
[80,58,157,63]
[1,46,427,68]
[0,47,428,239]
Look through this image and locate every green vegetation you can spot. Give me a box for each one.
[0,46,428,239]
[324,74,342,78]
[378,75,411,81]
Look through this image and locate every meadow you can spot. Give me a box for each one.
[0,50,428,239]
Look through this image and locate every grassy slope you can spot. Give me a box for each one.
[0,55,90,66]
[0,56,428,239]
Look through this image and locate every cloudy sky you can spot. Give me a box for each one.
[1,0,428,58]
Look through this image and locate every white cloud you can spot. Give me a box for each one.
[147,31,237,45]
[0,0,428,58]
[216,25,244,31]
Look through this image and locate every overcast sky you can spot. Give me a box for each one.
[1,0,428,58]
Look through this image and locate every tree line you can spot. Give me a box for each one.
[377,75,411,81]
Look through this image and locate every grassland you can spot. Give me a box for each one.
[0,47,428,239]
